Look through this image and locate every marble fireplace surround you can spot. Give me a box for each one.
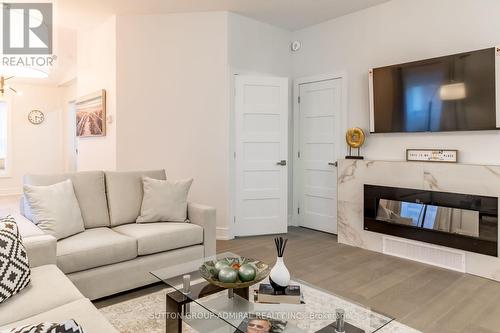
[337,159,500,281]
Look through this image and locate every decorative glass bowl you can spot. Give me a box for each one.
[199,256,270,289]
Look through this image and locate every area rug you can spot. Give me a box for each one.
[99,284,421,333]
[99,287,182,333]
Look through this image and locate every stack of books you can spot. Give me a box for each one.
[255,283,302,304]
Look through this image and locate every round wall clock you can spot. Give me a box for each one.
[28,110,44,125]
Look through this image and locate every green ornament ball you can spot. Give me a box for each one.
[214,261,230,274]
[238,264,256,282]
[218,266,238,283]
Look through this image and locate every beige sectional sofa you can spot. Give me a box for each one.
[0,169,216,332]
[0,213,118,332]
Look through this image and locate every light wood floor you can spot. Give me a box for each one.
[218,227,500,333]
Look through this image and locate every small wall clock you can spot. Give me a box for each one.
[28,110,44,125]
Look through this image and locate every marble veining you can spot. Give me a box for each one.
[338,160,360,184]
[365,160,376,168]
[484,165,500,178]
[338,201,365,248]
[423,171,440,191]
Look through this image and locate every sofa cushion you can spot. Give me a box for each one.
[57,228,137,274]
[113,222,203,256]
[0,265,83,326]
[0,299,118,333]
[105,170,166,227]
[137,177,193,223]
[23,171,110,229]
[23,180,85,240]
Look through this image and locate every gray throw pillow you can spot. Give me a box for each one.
[23,179,85,240]
[136,177,193,223]
[0,216,30,304]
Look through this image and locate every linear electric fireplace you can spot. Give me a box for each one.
[364,185,498,257]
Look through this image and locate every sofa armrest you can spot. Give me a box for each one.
[187,202,216,258]
[9,212,57,268]
[23,234,57,268]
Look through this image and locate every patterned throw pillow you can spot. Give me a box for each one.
[0,215,30,303]
[8,319,85,333]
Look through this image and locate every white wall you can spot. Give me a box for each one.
[76,16,117,171]
[0,84,67,194]
[292,0,500,165]
[60,80,77,172]
[115,12,230,236]
[228,13,292,76]
[52,27,78,85]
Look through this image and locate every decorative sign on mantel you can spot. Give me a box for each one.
[406,149,458,163]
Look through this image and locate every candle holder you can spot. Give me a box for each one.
[335,309,345,333]
[182,274,191,314]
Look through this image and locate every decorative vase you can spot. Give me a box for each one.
[269,237,290,293]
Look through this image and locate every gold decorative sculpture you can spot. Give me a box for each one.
[345,127,365,159]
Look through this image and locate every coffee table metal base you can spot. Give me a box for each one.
[166,284,249,333]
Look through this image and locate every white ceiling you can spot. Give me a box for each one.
[55,0,391,31]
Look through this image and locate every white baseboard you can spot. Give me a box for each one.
[0,187,21,196]
[216,227,233,240]
[217,215,295,239]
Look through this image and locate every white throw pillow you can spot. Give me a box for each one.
[136,177,193,223]
[23,179,85,240]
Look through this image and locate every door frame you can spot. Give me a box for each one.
[292,72,348,228]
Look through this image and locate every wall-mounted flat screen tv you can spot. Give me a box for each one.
[369,47,499,133]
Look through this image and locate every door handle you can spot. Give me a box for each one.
[276,160,287,166]
[328,161,338,167]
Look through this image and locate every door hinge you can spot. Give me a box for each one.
[298,96,301,104]
[298,151,301,158]
[297,207,300,214]
[233,216,236,223]
[234,151,236,159]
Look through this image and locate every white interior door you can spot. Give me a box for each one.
[297,79,342,234]
[234,75,288,237]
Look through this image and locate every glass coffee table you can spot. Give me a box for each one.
[151,252,394,333]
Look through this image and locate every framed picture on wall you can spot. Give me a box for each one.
[76,89,106,137]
